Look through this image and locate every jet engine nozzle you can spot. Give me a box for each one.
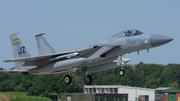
[150,35,173,47]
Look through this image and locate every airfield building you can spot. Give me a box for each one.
[61,86,180,101]
[84,85,155,101]
[155,87,180,101]
[61,93,128,101]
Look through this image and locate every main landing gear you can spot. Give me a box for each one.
[63,71,92,85]
[84,71,92,84]
[84,75,92,84]
[64,75,72,85]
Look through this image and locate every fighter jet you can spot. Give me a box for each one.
[2,29,173,85]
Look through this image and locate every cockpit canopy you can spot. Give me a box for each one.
[111,29,143,37]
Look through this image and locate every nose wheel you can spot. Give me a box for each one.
[64,75,72,85]
[84,75,92,84]
[119,62,125,76]
[119,70,125,76]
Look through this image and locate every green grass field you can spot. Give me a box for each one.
[0,92,52,101]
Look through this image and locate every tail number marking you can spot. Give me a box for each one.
[19,46,26,54]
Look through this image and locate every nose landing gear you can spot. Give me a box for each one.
[117,55,126,76]
[119,70,125,76]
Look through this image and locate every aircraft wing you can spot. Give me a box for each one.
[4,51,75,62]
[4,45,102,66]
[0,70,27,73]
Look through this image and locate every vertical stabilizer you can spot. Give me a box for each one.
[35,33,56,55]
[10,33,32,67]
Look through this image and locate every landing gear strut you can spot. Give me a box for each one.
[117,55,126,76]
[119,59,125,76]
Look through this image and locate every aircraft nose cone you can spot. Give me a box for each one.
[150,35,173,47]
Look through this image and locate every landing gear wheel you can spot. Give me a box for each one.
[64,75,72,85]
[84,75,92,84]
[119,70,125,76]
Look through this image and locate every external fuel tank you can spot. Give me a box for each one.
[36,57,86,73]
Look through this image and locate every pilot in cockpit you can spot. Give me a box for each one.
[126,30,131,36]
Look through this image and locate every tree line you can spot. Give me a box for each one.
[0,62,180,97]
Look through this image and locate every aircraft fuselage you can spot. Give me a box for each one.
[34,30,173,75]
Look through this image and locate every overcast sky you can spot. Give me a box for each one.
[0,1,179,70]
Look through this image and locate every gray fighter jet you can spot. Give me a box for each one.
[2,29,173,85]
